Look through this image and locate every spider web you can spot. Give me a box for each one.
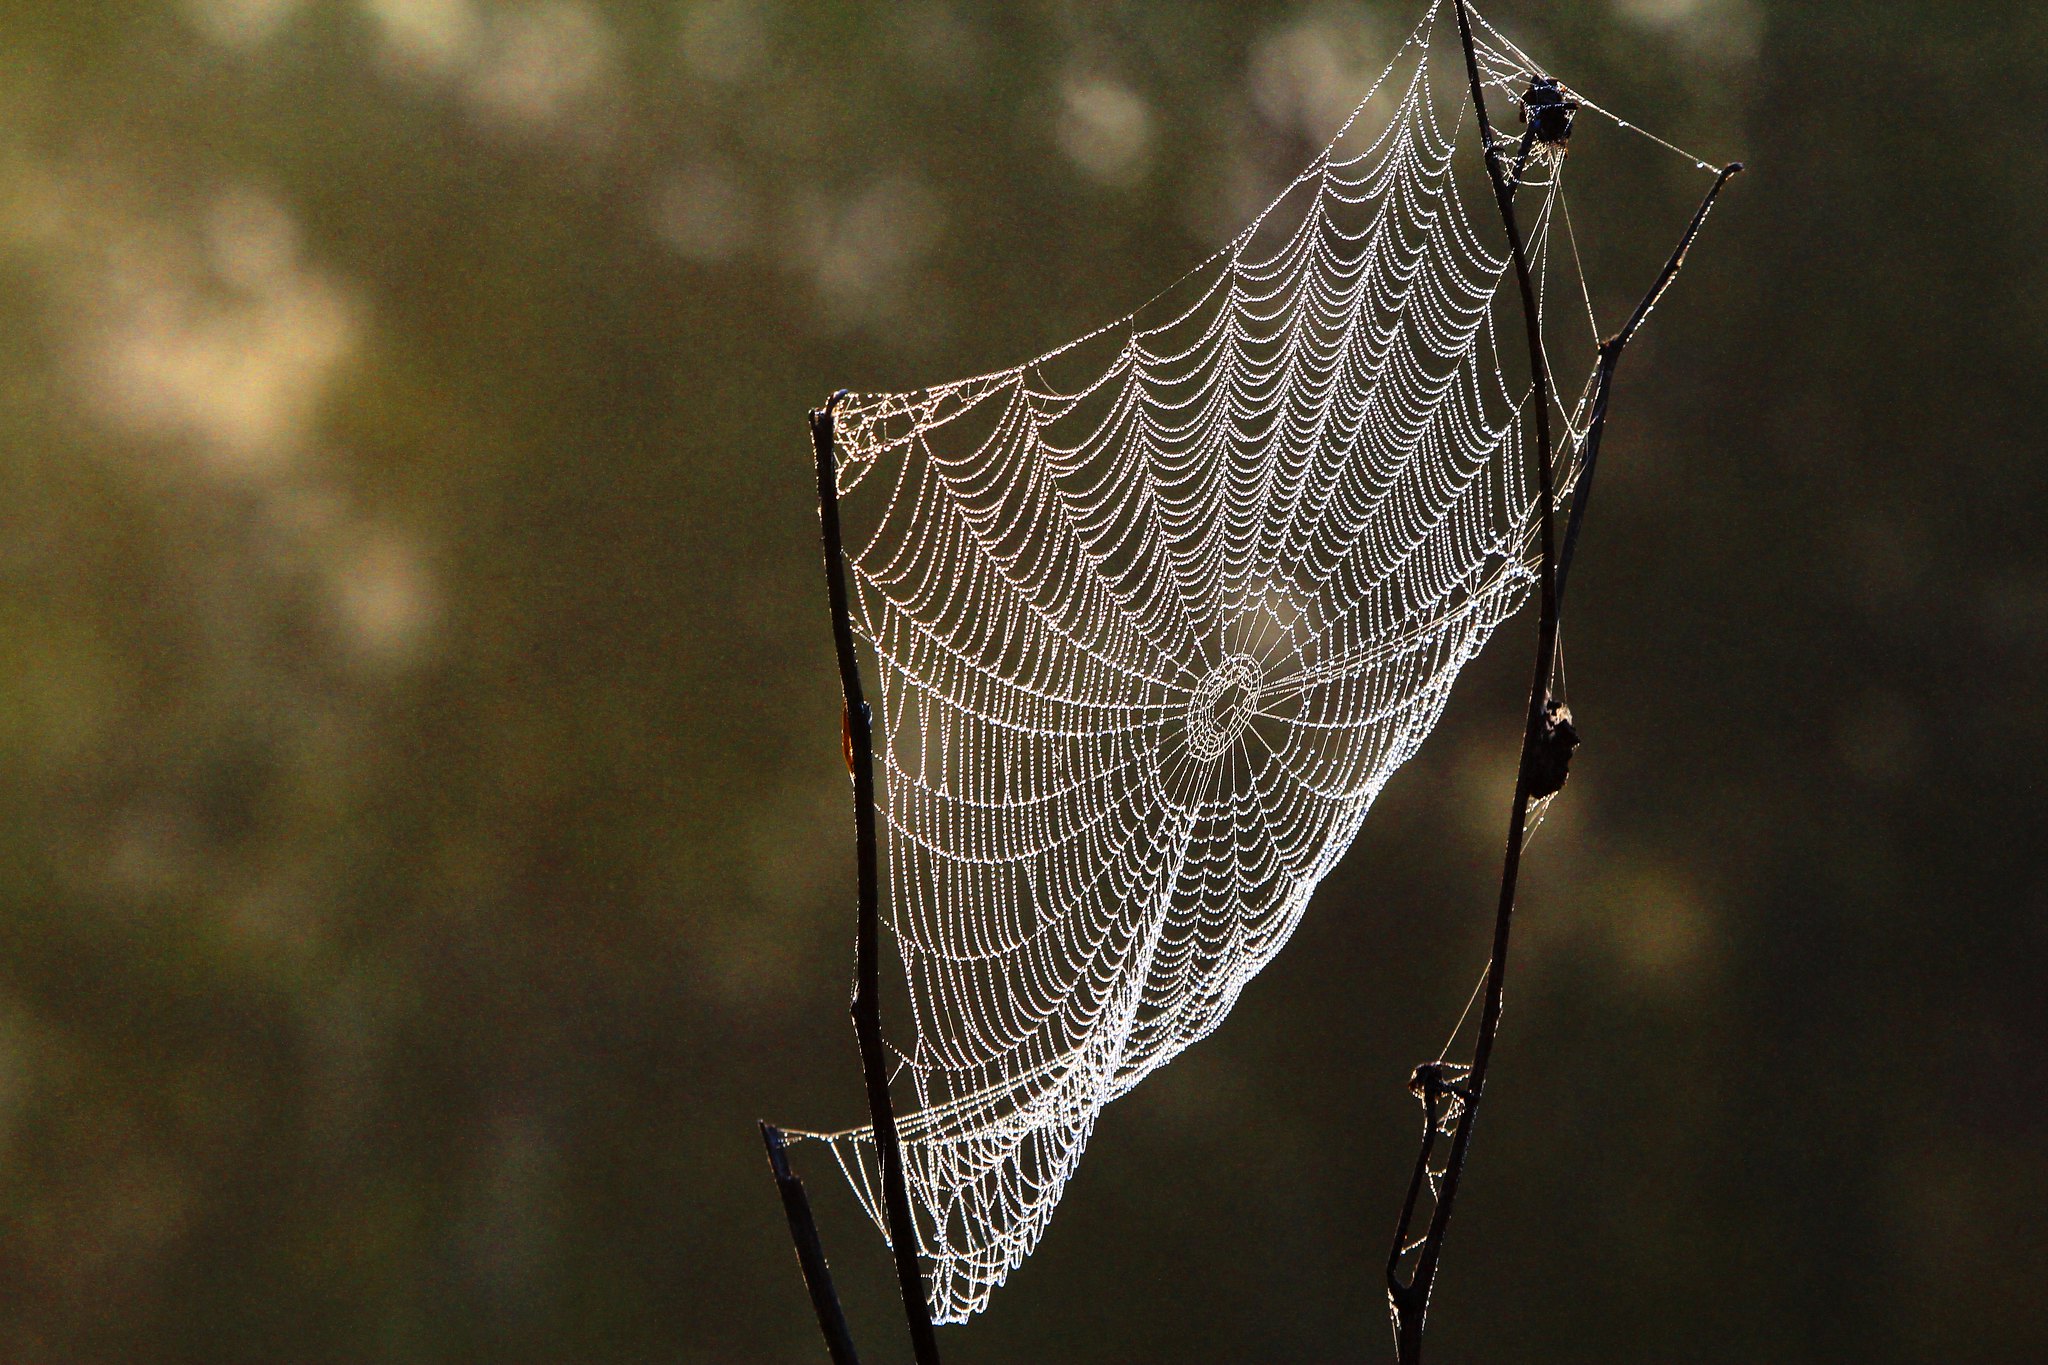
[791,0,1716,1323]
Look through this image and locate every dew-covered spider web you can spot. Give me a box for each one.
[789,0,1722,1323]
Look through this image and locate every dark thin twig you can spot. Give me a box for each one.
[1386,14,1741,1361]
[811,393,944,1365]
[1506,126,1538,206]
[761,1123,862,1365]
[1555,162,1744,614]
[1384,1074,1452,1293]
[1387,6,1558,1360]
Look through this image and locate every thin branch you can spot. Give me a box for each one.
[1506,126,1538,207]
[1385,1070,1455,1293]
[1386,19,1741,1360]
[1386,6,1558,1360]
[1555,162,1743,613]
[761,1123,862,1365]
[812,393,944,1365]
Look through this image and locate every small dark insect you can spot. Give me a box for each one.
[1407,1061,1473,1102]
[1519,75,1579,149]
[1525,697,1579,799]
[1408,1061,1475,1133]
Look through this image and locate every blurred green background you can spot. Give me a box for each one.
[0,0,2041,1361]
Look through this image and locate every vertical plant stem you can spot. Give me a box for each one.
[1386,16,1741,1356]
[1387,6,1557,1361]
[812,394,944,1365]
